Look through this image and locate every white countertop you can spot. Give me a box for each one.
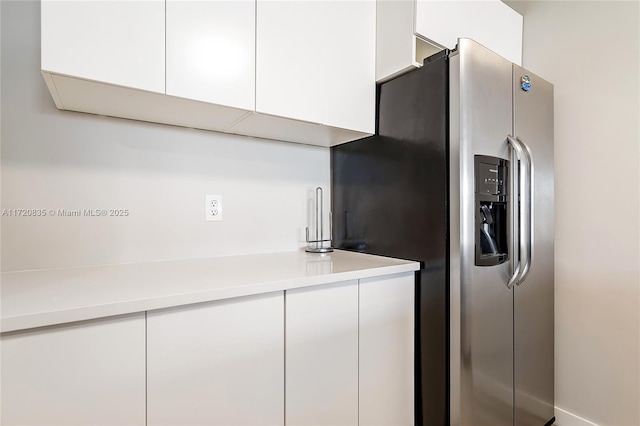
[1,250,419,333]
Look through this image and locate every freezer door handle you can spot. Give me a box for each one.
[507,135,525,289]
[516,137,534,285]
[506,135,533,288]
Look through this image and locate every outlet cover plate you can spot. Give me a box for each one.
[205,194,222,222]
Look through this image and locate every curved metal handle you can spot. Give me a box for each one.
[506,135,526,289]
[516,138,534,285]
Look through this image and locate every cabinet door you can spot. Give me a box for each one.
[415,0,522,65]
[41,0,165,93]
[256,0,375,134]
[1,314,146,426]
[166,0,255,110]
[375,0,443,82]
[147,292,284,426]
[359,273,415,426]
[286,280,359,426]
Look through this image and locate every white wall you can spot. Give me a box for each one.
[0,0,330,272]
[505,2,640,426]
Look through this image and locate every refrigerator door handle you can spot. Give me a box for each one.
[516,137,534,285]
[506,135,527,289]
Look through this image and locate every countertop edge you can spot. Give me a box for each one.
[1,260,419,333]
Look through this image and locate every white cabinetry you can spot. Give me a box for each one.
[359,273,415,425]
[376,0,440,82]
[40,0,375,147]
[147,292,284,426]
[376,0,522,81]
[285,272,415,426]
[0,250,416,425]
[41,0,251,133]
[41,0,165,93]
[0,313,146,426]
[415,0,522,64]
[166,0,255,110]
[286,280,359,426]
[255,0,375,133]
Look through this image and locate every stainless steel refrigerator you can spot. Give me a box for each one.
[331,38,554,426]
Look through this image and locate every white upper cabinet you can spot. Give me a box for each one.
[41,0,165,93]
[166,0,255,110]
[40,0,376,146]
[376,0,522,82]
[256,0,375,134]
[415,0,522,65]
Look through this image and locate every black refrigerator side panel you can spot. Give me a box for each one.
[331,53,449,426]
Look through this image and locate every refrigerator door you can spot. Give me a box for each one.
[451,38,515,426]
[512,66,555,426]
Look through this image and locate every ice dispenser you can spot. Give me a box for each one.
[475,155,510,266]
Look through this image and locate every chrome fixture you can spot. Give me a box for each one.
[305,187,333,253]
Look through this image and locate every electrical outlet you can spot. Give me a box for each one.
[205,194,222,222]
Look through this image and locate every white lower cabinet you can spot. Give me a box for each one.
[359,273,415,426]
[146,292,285,426]
[286,280,360,426]
[0,313,146,426]
[0,273,414,425]
[146,274,414,426]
